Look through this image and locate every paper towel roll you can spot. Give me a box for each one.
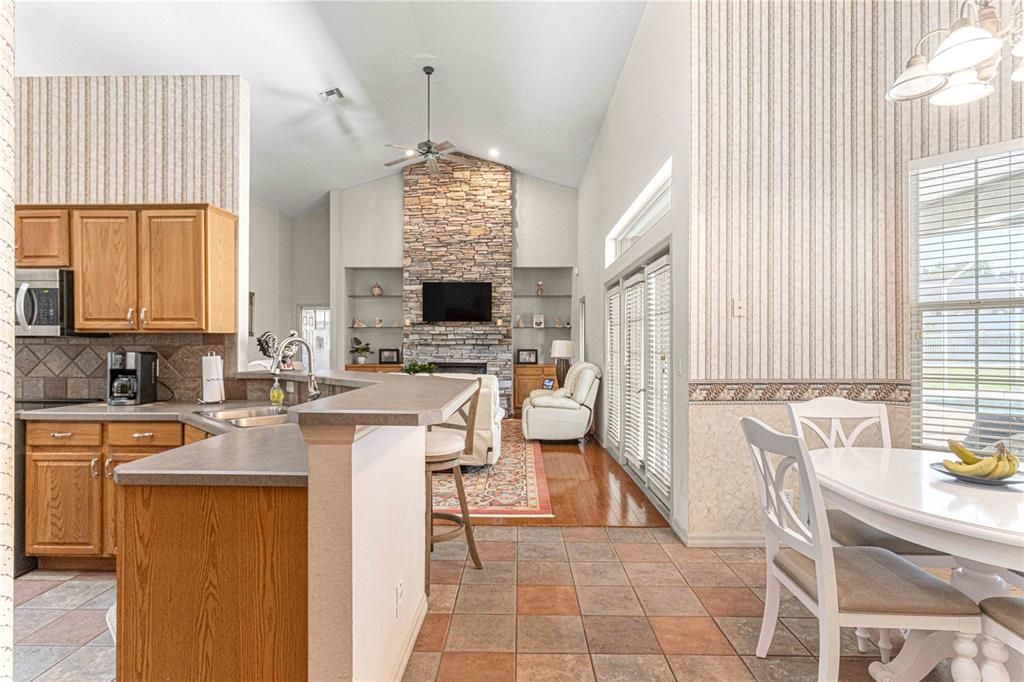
[202,353,225,403]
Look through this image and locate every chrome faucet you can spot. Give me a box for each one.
[270,337,321,401]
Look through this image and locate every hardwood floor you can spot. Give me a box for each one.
[477,437,667,528]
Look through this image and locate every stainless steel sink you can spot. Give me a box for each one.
[198,406,290,428]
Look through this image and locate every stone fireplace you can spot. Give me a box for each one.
[402,156,513,410]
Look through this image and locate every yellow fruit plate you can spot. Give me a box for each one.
[929,462,1024,487]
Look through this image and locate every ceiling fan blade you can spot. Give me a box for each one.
[427,157,441,175]
[386,143,419,152]
[434,140,455,153]
[384,156,416,167]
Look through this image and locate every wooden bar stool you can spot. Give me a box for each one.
[425,378,483,594]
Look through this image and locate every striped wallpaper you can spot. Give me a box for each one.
[689,0,1022,383]
[15,75,240,212]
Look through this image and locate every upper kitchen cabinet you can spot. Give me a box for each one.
[15,208,70,267]
[70,204,237,333]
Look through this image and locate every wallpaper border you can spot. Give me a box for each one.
[689,381,910,404]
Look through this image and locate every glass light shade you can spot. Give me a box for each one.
[928,68,995,105]
[927,18,1004,73]
[1012,61,1024,82]
[550,340,575,359]
[887,54,948,100]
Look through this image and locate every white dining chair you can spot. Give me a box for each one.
[741,417,982,682]
[978,597,1024,682]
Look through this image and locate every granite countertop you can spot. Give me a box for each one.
[24,371,476,487]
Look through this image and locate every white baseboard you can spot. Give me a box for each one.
[389,594,428,682]
[682,532,765,548]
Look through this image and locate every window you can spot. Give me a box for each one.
[605,288,621,447]
[644,256,672,499]
[605,158,672,267]
[622,274,646,470]
[910,143,1023,453]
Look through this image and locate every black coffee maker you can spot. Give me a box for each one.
[106,351,159,405]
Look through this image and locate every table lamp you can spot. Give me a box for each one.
[550,340,576,387]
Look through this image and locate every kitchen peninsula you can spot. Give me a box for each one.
[20,370,476,682]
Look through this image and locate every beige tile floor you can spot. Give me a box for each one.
[14,570,115,682]
[407,525,957,682]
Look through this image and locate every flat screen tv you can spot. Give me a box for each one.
[422,282,492,322]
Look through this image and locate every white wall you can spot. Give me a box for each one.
[291,202,331,310]
[247,196,294,360]
[513,173,577,268]
[575,2,690,532]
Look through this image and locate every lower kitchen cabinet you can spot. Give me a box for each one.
[25,420,184,558]
[25,450,104,555]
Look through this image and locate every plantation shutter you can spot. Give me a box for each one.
[605,287,622,447]
[644,257,672,498]
[622,273,646,470]
[910,145,1024,453]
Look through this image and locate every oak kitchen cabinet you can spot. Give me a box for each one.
[25,420,185,559]
[15,208,70,267]
[65,204,237,333]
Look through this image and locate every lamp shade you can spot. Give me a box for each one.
[928,68,995,106]
[887,54,947,101]
[550,340,576,359]
[927,18,1004,74]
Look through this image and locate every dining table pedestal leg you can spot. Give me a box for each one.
[868,630,981,682]
[950,557,1011,603]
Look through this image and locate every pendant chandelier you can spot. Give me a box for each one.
[887,0,1023,106]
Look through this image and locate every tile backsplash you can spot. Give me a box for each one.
[16,334,245,402]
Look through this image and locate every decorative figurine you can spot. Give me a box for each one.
[536,281,544,296]
[554,316,563,328]
[515,315,524,328]
[374,317,384,328]
[371,282,384,297]
[353,318,367,328]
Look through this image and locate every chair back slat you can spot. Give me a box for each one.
[787,396,892,449]
[740,417,838,607]
[462,378,482,456]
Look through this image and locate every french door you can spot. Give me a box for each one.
[606,255,672,506]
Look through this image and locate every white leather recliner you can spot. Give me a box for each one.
[429,373,505,466]
[521,362,601,441]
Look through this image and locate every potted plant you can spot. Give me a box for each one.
[402,360,437,375]
[350,337,372,365]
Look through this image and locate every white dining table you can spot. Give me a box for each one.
[810,446,1024,682]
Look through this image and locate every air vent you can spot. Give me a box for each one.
[318,87,344,103]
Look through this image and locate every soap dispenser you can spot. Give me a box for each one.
[269,378,285,406]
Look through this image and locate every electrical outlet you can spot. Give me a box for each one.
[731,298,747,317]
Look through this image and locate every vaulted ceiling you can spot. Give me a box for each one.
[15,2,645,214]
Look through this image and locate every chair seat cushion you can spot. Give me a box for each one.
[774,546,979,616]
[981,597,1024,637]
[827,509,943,556]
[426,430,466,459]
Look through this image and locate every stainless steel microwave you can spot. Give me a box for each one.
[15,269,76,337]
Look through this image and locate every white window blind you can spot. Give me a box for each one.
[911,144,1024,453]
[622,275,646,469]
[605,288,621,447]
[644,257,672,499]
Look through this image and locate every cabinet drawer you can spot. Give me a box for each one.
[514,366,548,377]
[26,422,102,447]
[107,422,183,447]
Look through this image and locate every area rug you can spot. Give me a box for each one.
[432,419,553,518]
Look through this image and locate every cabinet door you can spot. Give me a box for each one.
[72,210,138,331]
[26,451,103,555]
[102,452,155,555]
[16,209,70,267]
[138,209,205,330]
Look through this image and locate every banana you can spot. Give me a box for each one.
[989,454,1011,480]
[943,455,1000,478]
[1007,454,1020,477]
[948,439,982,465]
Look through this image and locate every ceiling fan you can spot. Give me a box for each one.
[384,66,475,175]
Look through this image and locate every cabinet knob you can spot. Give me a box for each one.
[132,432,155,439]
[89,458,99,478]
[140,308,149,326]
[104,458,114,479]
[48,432,72,439]
[126,307,135,325]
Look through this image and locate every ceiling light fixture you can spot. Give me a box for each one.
[318,87,344,104]
[488,148,500,158]
[889,0,1022,107]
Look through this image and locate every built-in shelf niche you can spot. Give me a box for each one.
[344,267,403,364]
[512,266,574,364]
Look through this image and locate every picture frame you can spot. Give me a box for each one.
[517,348,539,365]
[532,314,545,328]
[379,348,401,365]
